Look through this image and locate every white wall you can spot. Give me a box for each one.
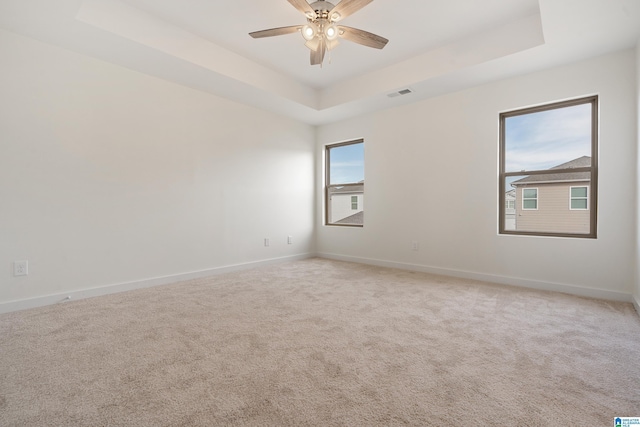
[635,40,640,311]
[317,49,637,301]
[1,29,637,310]
[0,30,315,307]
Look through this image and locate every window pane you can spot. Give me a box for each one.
[571,199,588,209]
[503,176,530,230]
[327,140,364,226]
[504,103,592,173]
[329,142,364,185]
[571,187,587,197]
[500,96,596,237]
[502,173,591,234]
[328,186,364,224]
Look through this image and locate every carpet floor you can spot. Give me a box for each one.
[0,258,638,426]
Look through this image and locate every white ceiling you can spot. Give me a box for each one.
[1,0,639,125]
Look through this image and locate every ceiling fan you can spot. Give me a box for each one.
[249,0,388,66]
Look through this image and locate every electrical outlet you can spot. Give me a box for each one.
[264,238,270,247]
[287,236,293,245]
[14,260,28,276]
[411,241,419,251]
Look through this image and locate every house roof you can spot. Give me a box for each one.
[335,211,364,225]
[329,184,364,194]
[511,156,591,186]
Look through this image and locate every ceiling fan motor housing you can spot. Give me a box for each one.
[309,1,337,20]
[304,1,339,43]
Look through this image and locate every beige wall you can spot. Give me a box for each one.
[515,184,590,234]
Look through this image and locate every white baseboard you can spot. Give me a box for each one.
[3,252,634,315]
[317,252,633,303]
[633,294,640,317]
[0,253,313,314]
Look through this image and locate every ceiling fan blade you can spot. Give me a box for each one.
[338,25,388,49]
[305,37,320,51]
[330,0,373,21]
[287,0,315,17]
[249,26,302,38]
[310,39,326,65]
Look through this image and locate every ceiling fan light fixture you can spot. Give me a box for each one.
[301,23,317,41]
[325,24,339,40]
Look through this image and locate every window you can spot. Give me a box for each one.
[499,96,597,238]
[570,186,589,210]
[326,140,364,226]
[522,188,538,210]
[506,200,515,210]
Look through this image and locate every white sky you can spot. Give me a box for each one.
[505,102,592,172]
[329,142,364,184]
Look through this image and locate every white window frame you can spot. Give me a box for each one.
[569,186,589,210]
[351,196,358,210]
[522,188,538,210]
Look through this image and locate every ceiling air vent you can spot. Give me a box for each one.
[387,88,414,98]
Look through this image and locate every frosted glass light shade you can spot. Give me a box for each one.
[325,24,338,40]
[302,24,317,41]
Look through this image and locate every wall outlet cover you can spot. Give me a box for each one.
[14,260,28,276]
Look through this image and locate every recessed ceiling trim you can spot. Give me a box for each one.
[76,0,320,109]
[320,12,545,110]
[4,0,636,126]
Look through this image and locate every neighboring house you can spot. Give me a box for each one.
[335,211,364,225]
[504,189,516,230]
[328,183,364,224]
[510,156,591,234]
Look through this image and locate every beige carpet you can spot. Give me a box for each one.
[0,258,638,426]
